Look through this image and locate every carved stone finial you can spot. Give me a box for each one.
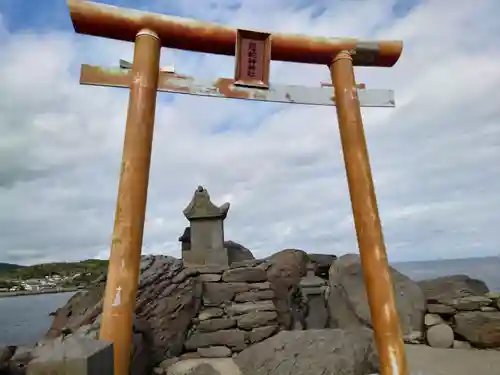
[183,186,230,220]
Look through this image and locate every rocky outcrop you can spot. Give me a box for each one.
[234,327,379,375]
[45,281,105,339]
[327,254,426,338]
[10,245,500,375]
[42,255,202,368]
[36,251,317,372]
[136,256,203,362]
[418,274,490,301]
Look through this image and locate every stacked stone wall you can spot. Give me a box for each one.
[422,292,500,349]
[182,261,279,359]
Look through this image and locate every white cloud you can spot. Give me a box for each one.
[1,0,499,265]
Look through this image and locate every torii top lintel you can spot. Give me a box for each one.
[67,0,403,67]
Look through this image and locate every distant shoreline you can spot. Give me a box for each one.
[0,287,82,299]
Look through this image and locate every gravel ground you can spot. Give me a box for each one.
[404,344,500,375]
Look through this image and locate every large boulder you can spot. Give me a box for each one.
[327,254,426,336]
[234,327,379,375]
[265,249,309,329]
[225,241,255,265]
[453,311,500,348]
[426,323,454,348]
[43,255,202,368]
[417,275,490,302]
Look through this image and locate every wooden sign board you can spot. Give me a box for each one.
[234,29,271,89]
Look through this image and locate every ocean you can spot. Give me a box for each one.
[0,256,499,347]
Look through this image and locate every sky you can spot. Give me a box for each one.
[0,0,499,265]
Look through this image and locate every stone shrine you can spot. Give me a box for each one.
[182,186,230,266]
[300,263,329,329]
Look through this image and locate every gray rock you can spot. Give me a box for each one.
[248,282,272,291]
[8,345,33,373]
[305,294,329,329]
[194,266,228,275]
[180,352,201,360]
[225,241,255,265]
[198,308,224,321]
[451,296,492,311]
[453,340,472,349]
[203,283,250,305]
[403,331,423,344]
[230,260,263,269]
[418,274,489,301]
[172,268,201,284]
[302,287,325,296]
[300,275,326,288]
[481,306,497,312]
[454,311,500,348]
[159,357,180,370]
[57,315,150,375]
[235,328,379,375]
[199,274,222,282]
[236,311,278,330]
[234,290,274,302]
[245,326,278,344]
[197,318,236,333]
[327,254,426,335]
[222,268,267,283]
[485,292,500,300]
[426,323,454,348]
[185,330,246,352]
[165,358,241,375]
[197,346,232,358]
[427,303,456,315]
[424,313,444,327]
[225,301,276,316]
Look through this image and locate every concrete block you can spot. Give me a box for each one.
[27,336,113,375]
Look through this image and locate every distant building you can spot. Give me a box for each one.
[22,279,42,291]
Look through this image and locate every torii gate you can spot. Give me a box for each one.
[67,1,408,375]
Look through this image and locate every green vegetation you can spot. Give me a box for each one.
[0,259,108,282]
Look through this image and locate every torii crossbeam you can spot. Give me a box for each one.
[67,1,408,375]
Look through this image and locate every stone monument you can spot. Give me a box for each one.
[182,186,230,267]
[300,262,329,329]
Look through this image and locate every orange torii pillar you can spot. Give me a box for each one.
[67,1,408,375]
